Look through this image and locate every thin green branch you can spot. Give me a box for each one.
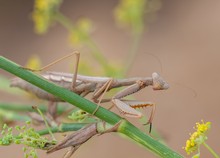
[0,108,30,121]
[37,123,87,135]
[0,56,183,158]
[0,103,67,114]
[36,107,55,140]
[54,12,75,31]
[203,142,219,158]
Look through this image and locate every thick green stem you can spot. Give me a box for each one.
[0,56,121,124]
[0,56,183,158]
[118,120,182,158]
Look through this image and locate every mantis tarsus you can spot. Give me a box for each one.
[10,51,169,126]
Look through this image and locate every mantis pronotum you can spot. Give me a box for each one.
[10,51,169,126]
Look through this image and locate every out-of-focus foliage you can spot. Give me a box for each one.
[114,0,162,34]
[0,75,24,96]
[69,18,93,46]
[114,0,146,34]
[31,0,163,78]
[32,0,63,34]
[113,0,162,76]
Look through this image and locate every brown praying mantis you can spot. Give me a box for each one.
[10,51,169,126]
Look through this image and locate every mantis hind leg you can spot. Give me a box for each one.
[21,51,80,90]
[21,51,81,120]
[21,51,79,72]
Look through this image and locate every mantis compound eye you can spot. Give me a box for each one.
[152,72,169,90]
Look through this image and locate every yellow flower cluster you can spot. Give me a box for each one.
[196,121,211,133]
[184,120,211,155]
[25,55,42,70]
[32,0,62,34]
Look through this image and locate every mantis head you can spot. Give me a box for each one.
[152,72,169,90]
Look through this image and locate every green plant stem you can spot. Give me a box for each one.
[54,12,75,31]
[118,120,181,157]
[36,108,55,140]
[0,103,67,114]
[203,142,219,158]
[13,123,87,140]
[37,123,87,135]
[0,109,30,121]
[0,56,121,124]
[0,56,183,158]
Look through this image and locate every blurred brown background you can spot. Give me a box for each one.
[0,0,220,157]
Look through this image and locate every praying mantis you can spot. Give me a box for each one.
[10,51,169,125]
